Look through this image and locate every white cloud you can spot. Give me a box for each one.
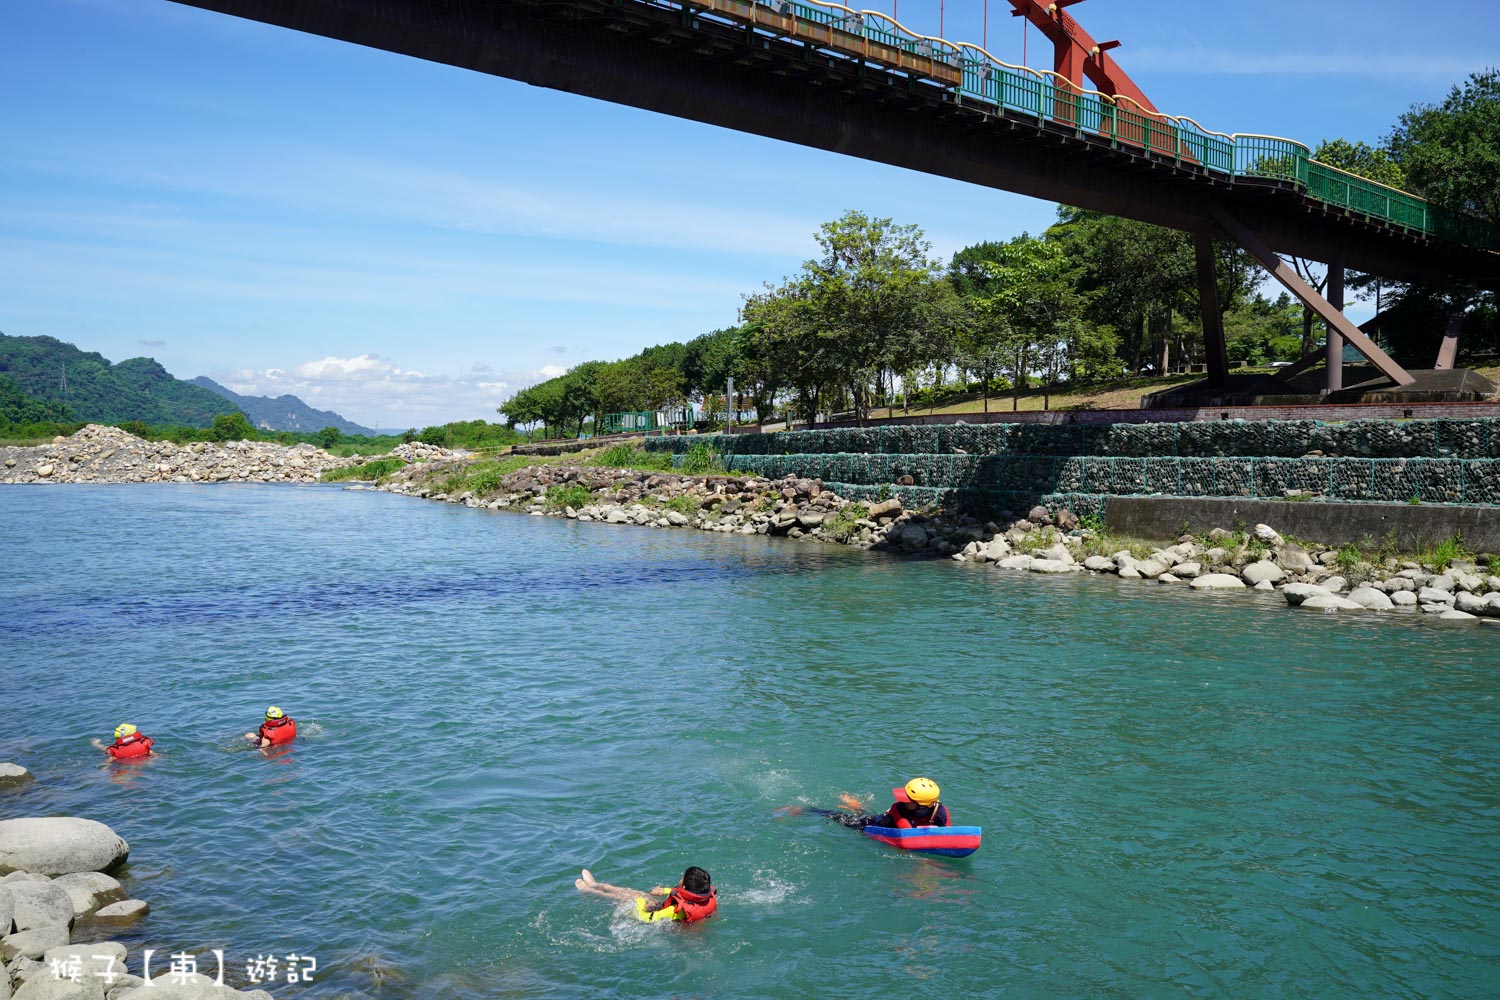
[214,353,572,427]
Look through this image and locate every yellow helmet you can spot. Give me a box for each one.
[114,723,137,740]
[895,777,941,806]
[265,706,285,720]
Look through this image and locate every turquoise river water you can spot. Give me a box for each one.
[1,484,1497,998]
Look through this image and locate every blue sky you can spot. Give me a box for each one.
[2,0,1495,427]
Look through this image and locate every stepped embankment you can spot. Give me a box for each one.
[369,450,1500,627]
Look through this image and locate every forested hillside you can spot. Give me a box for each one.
[0,334,238,426]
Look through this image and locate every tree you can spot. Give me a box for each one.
[798,211,954,420]
[316,426,342,450]
[1388,70,1500,229]
[210,412,255,442]
[974,234,1102,410]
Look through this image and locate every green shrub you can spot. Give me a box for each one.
[679,442,721,476]
[588,444,639,468]
[544,483,593,511]
[664,494,701,517]
[1419,535,1468,572]
[821,504,868,543]
[321,457,405,483]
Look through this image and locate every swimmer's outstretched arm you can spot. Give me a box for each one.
[91,739,107,751]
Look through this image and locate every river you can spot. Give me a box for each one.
[2,484,1496,998]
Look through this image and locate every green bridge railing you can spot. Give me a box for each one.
[675,0,1500,252]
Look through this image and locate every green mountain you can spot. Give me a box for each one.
[190,377,375,435]
[0,333,239,427]
[0,373,75,423]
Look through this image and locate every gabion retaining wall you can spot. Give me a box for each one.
[642,419,1500,514]
[646,418,1500,460]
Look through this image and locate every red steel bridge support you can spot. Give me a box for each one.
[1009,0,1413,388]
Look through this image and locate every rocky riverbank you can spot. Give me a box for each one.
[372,458,1500,627]
[0,425,346,485]
[0,766,276,1000]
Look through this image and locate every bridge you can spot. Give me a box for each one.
[170,0,1500,396]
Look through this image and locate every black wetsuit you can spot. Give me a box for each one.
[816,802,951,830]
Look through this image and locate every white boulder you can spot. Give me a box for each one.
[1190,574,1246,590]
[1346,587,1395,610]
[1241,560,1285,586]
[1282,583,1333,606]
[0,819,128,876]
[1300,595,1367,611]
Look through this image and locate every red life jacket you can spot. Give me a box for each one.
[258,717,297,744]
[108,734,153,760]
[667,885,717,923]
[892,801,950,829]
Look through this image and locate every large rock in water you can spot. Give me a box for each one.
[113,972,275,999]
[0,819,128,876]
[3,880,75,931]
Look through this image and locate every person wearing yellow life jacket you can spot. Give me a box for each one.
[91,723,155,761]
[245,706,297,748]
[575,866,718,924]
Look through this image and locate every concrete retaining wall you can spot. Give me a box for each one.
[1104,497,1500,552]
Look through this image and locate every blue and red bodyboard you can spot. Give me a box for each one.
[862,825,982,857]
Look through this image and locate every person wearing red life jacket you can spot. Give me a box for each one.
[91,723,155,761]
[575,866,718,924]
[245,706,297,748]
[779,777,952,830]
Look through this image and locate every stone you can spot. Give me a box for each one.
[1438,610,1478,621]
[1027,559,1074,574]
[1135,559,1169,579]
[1390,590,1418,607]
[1428,574,1456,593]
[86,902,146,928]
[1253,523,1283,545]
[113,971,272,999]
[1241,560,1285,586]
[0,820,128,876]
[1322,576,1349,593]
[1037,544,1074,565]
[35,466,55,479]
[1299,595,1367,611]
[49,875,123,920]
[1276,544,1317,573]
[1282,583,1333,606]
[1,926,70,963]
[1417,587,1457,606]
[1117,564,1141,579]
[864,498,901,520]
[1189,574,1246,590]
[1254,579,1274,591]
[795,511,826,529]
[1346,587,1395,610]
[1172,562,1202,578]
[1082,556,1116,572]
[896,524,929,551]
[23,942,128,999]
[996,555,1034,571]
[14,974,104,999]
[2,882,74,932]
[1453,572,1484,594]
[0,766,32,792]
[1158,573,1181,584]
[604,509,629,524]
[663,511,689,527]
[978,538,1011,562]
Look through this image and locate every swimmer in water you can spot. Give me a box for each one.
[575,866,717,923]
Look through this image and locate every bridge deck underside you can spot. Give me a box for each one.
[173,0,1497,288]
